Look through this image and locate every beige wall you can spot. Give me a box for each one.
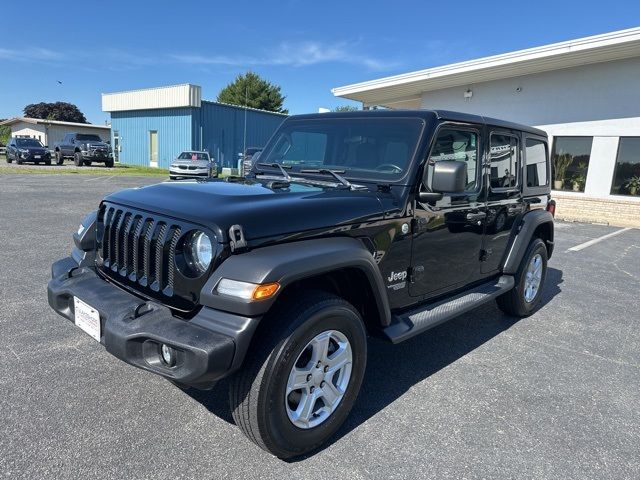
[10,121,110,146]
[553,192,640,227]
[12,124,46,143]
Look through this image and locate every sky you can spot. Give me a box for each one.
[1,0,638,124]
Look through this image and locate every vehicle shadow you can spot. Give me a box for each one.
[185,267,563,461]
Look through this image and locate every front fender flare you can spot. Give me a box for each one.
[200,237,391,324]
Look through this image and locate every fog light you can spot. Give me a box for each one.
[160,344,176,367]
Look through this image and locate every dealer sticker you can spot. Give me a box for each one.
[73,297,101,342]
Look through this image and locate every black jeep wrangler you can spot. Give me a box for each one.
[47,110,555,458]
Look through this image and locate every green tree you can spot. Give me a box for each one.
[23,102,88,123]
[333,105,360,112]
[0,120,10,145]
[217,72,288,114]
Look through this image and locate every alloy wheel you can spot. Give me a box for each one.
[524,253,543,303]
[285,330,352,429]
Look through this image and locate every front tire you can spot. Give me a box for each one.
[105,159,114,168]
[56,151,64,165]
[496,238,548,317]
[229,291,367,459]
[74,152,83,167]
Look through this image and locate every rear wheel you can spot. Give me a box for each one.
[105,159,114,168]
[74,152,83,167]
[84,160,92,166]
[496,238,547,317]
[229,291,367,459]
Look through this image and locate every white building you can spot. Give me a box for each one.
[333,27,640,227]
[0,117,110,147]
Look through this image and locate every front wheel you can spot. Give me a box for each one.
[496,237,548,317]
[74,152,83,167]
[229,291,367,459]
[56,151,64,165]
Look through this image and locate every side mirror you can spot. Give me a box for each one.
[431,160,467,193]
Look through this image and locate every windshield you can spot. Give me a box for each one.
[75,134,102,142]
[256,118,424,181]
[178,152,209,160]
[17,138,44,148]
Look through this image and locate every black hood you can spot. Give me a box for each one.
[104,178,388,242]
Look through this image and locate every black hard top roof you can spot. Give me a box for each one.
[289,109,547,137]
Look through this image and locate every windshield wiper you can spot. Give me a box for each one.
[300,169,352,189]
[257,162,291,181]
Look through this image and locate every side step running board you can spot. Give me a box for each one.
[383,275,515,344]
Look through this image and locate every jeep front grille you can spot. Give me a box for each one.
[100,205,181,296]
[96,202,216,312]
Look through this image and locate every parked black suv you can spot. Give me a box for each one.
[47,110,555,458]
[6,137,52,164]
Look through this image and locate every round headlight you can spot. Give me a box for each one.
[184,231,213,274]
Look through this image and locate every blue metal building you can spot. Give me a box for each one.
[102,84,286,169]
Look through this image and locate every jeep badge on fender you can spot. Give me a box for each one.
[47,110,554,459]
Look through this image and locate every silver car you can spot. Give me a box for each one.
[169,151,218,180]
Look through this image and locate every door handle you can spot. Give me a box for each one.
[466,212,487,221]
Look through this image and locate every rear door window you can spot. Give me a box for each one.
[490,134,519,189]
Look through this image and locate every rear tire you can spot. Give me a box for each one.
[496,238,548,317]
[56,151,64,165]
[105,159,114,168]
[229,291,367,459]
[84,160,92,167]
[74,152,83,167]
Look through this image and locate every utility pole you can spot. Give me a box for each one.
[243,84,248,162]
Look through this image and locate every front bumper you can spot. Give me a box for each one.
[82,150,109,160]
[169,167,211,178]
[47,257,259,389]
[21,152,50,161]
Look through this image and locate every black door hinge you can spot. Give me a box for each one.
[229,224,247,253]
[408,265,424,282]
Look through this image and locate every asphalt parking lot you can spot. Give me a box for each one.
[1,174,639,479]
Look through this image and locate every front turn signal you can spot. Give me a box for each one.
[252,282,280,300]
[216,278,280,301]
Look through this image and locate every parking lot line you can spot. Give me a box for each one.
[567,227,632,252]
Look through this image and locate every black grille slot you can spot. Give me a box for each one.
[150,223,168,292]
[165,227,181,295]
[102,207,115,267]
[141,219,156,287]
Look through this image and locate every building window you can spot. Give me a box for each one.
[611,137,640,197]
[525,138,549,187]
[551,137,593,192]
[489,134,518,189]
